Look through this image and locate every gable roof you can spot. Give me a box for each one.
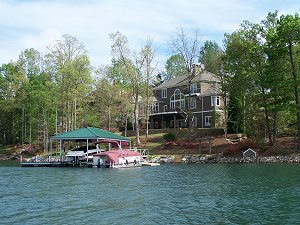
[51,127,129,141]
[153,71,220,90]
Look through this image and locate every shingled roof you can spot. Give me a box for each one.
[153,71,220,90]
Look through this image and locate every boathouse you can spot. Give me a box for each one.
[21,127,131,167]
[50,127,130,162]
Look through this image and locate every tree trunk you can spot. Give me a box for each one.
[134,90,140,146]
[272,110,277,144]
[74,98,77,130]
[108,106,111,131]
[21,105,24,145]
[288,43,300,151]
[262,90,273,145]
[61,104,64,133]
[223,94,228,139]
[55,108,58,135]
[124,112,128,137]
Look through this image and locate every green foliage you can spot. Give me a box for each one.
[223,11,300,146]
[199,40,223,75]
[164,54,187,80]
[163,132,177,142]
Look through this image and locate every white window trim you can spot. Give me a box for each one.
[164,105,168,112]
[190,83,197,94]
[205,116,212,126]
[211,96,220,106]
[170,89,185,110]
[190,97,196,109]
[162,88,167,98]
[153,102,159,113]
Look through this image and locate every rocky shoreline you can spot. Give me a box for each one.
[148,154,300,164]
[3,154,300,164]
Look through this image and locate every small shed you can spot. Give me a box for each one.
[243,148,257,158]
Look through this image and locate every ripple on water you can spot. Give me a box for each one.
[1,163,300,224]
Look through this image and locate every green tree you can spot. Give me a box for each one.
[199,40,223,75]
[164,54,186,80]
[46,34,92,134]
[18,48,43,145]
[273,13,300,150]
[224,12,298,147]
[199,40,229,138]
[0,62,27,145]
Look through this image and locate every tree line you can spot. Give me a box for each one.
[1,11,300,150]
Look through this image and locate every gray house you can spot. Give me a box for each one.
[149,70,224,129]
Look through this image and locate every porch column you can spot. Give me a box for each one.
[150,117,153,129]
[173,114,176,129]
[161,115,164,129]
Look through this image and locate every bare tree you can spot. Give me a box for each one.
[110,31,147,146]
[141,37,157,138]
[170,27,202,141]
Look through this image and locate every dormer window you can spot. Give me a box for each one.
[162,88,167,98]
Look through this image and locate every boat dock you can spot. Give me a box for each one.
[21,162,64,167]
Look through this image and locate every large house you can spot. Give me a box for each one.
[148,69,224,129]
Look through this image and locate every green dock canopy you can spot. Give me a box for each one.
[51,127,129,142]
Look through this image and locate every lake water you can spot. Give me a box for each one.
[1,162,300,225]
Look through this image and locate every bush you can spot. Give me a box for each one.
[163,132,177,142]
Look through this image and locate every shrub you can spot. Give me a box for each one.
[223,144,241,156]
[163,132,177,142]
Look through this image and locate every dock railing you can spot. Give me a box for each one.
[132,148,149,158]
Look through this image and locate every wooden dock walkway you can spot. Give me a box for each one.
[21,162,65,167]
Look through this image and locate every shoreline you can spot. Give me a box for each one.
[148,154,300,164]
[2,154,300,165]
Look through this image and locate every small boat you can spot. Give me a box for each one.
[92,140,144,168]
[65,145,100,165]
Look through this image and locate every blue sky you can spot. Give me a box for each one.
[1,0,300,70]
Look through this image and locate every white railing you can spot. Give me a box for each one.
[132,148,149,158]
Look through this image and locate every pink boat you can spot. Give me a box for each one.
[92,140,144,168]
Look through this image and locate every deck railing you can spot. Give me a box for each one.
[132,148,149,158]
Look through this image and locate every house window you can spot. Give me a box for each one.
[190,83,197,94]
[170,89,185,110]
[177,119,186,128]
[211,96,220,106]
[153,102,159,113]
[205,116,212,126]
[154,122,159,128]
[170,120,174,128]
[162,89,167,98]
[189,97,196,109]
[192,117,197,127]
[164,105,168,112]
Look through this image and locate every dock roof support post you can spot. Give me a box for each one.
[59,139,62,162]
[87,139,89,162]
